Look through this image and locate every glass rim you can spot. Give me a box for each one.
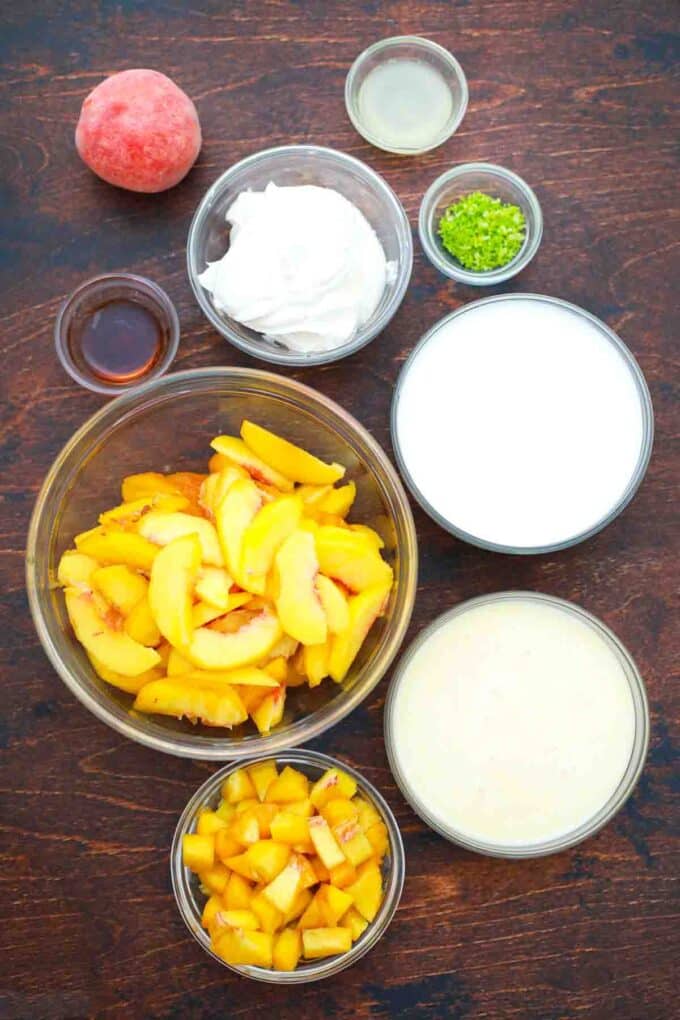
[53,272,180,395]
[418,162,543,284]
[344,35,469,155]
[391,293,654,554]
[384,590,650,859]
[170,749,406,983]
[26,366,418,759]
[186,144,413,367]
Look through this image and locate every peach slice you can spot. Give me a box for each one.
[121,472,182,502]
[315,575,349,634]
[137,511,223,567]
[87,652,163,695]
[187,607,282,670]
[215,478,263,586]
[57,551,98,589]
[77,531,159,572]
[148,533,202,649]
[192,601,226,628]
[91,564,148,616]
[65,588,161,676]
[240,494,303,595]
[274,530,327,646]
[176,667,280,690]
[252,685,286,734]
[199,464,247,518]
[210,435,293,491]
[99,492,189,528]
[124,594,161,646]
[328,581,391,683]
[315,482,356,518]
[167,647,192,676]
[315,526,393,592]
[302,641,330,688]
[296,484,332,507]
[194,566,233,610]
[133,679,247,728]
[349,523,385,550]
[240,420,345,486]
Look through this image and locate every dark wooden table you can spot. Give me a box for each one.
[2,2,678,1018]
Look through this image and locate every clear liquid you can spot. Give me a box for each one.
[357,58,454,150]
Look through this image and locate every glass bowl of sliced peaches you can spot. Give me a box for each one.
[27,368,417,758]
[172,751,405,982]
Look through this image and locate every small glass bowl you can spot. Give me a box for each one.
[384,591,650,859]
[26,368,417,759]
[187,145,413,367]
[419,163,543,285]
[171,750,406,983]
[345,36,468,155]
[54,273,180,395]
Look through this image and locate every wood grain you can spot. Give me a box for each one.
[1,1,678,1018]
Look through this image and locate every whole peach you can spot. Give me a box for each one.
[75,69,201,193]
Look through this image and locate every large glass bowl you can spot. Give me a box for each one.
[171,750,405,983]
[186,145,413,367]
[26,368,417,759]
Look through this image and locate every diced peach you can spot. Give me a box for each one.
[262,856,303,913]
[283,887,313,925]
[77,530,159,571]
[302,927,351,959]
[328,581,392,683]
[341,906,369,942]
[199,862,230,896]
[133,680,247,728]
[250,891,284,934]
[124,594,161,646]
[148,533,201,649]
[316,883,354,925]
[223,852,256,881]
[138,511,223,566]
[274,530,327,646]
[211,435,293,491]
[334,819,374,867]
[329,860,357,889]
[353,796,381,831]
[215,800,236,823]
[196,810,229,837]
[215,828,242,863]
[309,855,330,884]
[297,891,326,930]
[201,894,223,930]
[57,551,99,589]
[320,798,359,828]
[248,803,279,838]
[240,421,345,486]
[365,821,389,860]
[230,812,260,847]
[315,526,392,593]
[308,816,345,870]
[346,862,382,922]
[265,766,310,804]
[182,833,214,872]
[286,799,314,818]
[245,840,291,883]
[310,768,357,808]
[247,761,279,802]
[270,811,314,849]
[272,927,302,971]
[210,909,260,937]
[65,589,161,676]
[224,872,253,910]
[215,927,274,968]
[251,685,286,735]
[223,768,256,804]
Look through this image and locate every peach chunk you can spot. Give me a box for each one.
[75,69,201,193]
[240,495,303,595]
[274,530,327,646]
[251,685,286,735]
[328,581,392,683]
[138,512,223,566]
[315,526,393,593]
[65,589,161,676]
[57,551,98,589]
[215,478,263,586]
[302,927,351,960]
[187,608,282,670]
[240,421,345,485]
[210,436,293,491]
[148,533,202,649]
[272,928,302,971]
[133,679,247,727]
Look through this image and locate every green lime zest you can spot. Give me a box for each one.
[437,191,526,272]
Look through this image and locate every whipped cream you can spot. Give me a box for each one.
[198,182,391,353]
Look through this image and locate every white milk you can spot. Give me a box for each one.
[394,298,647,549]
[389,597,636,847]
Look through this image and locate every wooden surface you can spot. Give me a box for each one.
[1,2,678,1018]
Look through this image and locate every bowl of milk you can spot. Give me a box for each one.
[385,592,650,858]
[392,294,654,554]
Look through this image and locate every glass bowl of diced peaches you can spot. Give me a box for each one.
[27,368,417,758]
[172,751,405,982]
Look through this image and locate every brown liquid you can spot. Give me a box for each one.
[68,297,166,384]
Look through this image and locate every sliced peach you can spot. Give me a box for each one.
[138,511,223,566]
[87,652,163,694]
[349,523,385,550]
[187,607,282,670]
[199,464,247,518]
[194,566,233,609]
[148,533,202,649]
[315,526,392,592]
[57,551,98,589]
[240,420,345,485]
[121,472,182,502]
[328,581,391,683]
[65,588,161,676]
[192,601,226,628]
[177,667,280,690]
[251,685,286,734]
[133,679,247,727]
[240,495,303,595]
[296,484,332,507]
[166,472,206,510]
[124,594,161,646]
[210,435,293,491]
[91,564,148,616]
[215,478,263,586]
[316,482,356,518]
[77,531,159,572]
[303,641,330,688]
[315,575,349,634]
[167,647,193,676]
[99,492,189,528]
[274,530,327,646]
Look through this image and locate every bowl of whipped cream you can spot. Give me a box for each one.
[187,145,413,365]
